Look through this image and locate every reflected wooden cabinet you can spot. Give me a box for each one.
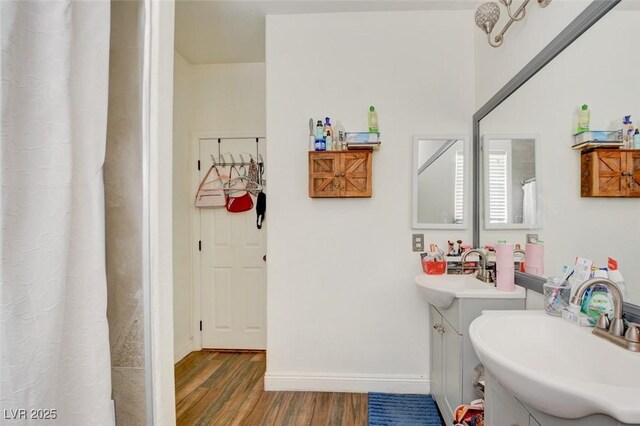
[581,148,640,197]
[308,150,372,198]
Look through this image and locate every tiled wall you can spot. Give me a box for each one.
[105,1,146,424]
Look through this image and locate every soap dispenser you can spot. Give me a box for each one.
[495,240,515,292]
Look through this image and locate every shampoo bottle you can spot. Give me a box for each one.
[495,240,515,292]
[634,129,640,149]
[577,104,590,133]
[334,120,346,151]
[323,117,334,151]
[368,106,378,133]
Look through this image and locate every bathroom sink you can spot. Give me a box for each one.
[469,311,640,423]
[414,274,525,310]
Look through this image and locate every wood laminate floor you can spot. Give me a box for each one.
[175,351,368,426]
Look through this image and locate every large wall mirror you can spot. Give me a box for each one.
[474,1,640,310]
[413,135,469,229]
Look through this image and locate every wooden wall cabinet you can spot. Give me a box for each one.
[581,148,640,197]
[308,150,372,198]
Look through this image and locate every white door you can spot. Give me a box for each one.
[199,137,266,349]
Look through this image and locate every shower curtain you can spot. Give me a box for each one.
[1,2,114,425]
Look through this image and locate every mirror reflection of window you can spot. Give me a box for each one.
[454,151,464,224]
[488,149,508,224]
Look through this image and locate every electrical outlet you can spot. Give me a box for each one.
[412,234,424,252]
[526,233,539,244]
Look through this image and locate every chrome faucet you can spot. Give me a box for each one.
[570,277,639,352]
[460,249,493,283]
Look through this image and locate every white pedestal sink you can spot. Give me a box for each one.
[470,310,640,424]
[414,274,525,310]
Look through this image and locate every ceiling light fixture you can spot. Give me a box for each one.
[475,0,552,48]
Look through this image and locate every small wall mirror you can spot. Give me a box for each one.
[482,135,540,229]
[412,135,469,229]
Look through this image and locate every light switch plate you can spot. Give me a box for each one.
[412,234,424,252]
[526,233,539,244]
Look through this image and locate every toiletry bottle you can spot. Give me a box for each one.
[368,106,378,133]
[623,116,633,148]
[495,240,515,292]
[315,120,324,140]
[334,120,345,151]
[525,240,544,276]
[325,132,333,152]
[608,257,629,301]
[577,104,590,133]
[634,129,640,149]
[314,136,325,151]
[323,117,334,151]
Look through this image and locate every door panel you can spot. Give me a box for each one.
[199,138,266,349]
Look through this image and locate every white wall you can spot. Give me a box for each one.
[191,63,266,134]
[480,9,640,303]
[172,51,194,361]
[172,58,266,362]
[265,10,474,393]
[474,0,590,108]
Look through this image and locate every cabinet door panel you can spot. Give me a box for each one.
[341,151,372,197]
[429,306,443,403]
[628,151,640,197]
[309,153,340,197]
[595,150,625,196]
[442,319,462,416]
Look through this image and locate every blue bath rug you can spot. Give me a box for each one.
[368,393,443,426]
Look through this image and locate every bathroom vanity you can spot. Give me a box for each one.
[415,274,526,425]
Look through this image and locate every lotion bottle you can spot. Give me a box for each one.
[577,104,590,133]
[495,240,515,292]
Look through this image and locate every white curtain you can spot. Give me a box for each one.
[1,2,113,425]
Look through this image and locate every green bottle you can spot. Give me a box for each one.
[368,106,378,133]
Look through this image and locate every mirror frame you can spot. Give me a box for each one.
[482,134,541,230]
[470,0,639,322]
[412,135,470,230]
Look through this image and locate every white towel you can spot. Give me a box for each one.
[523,181,536,225]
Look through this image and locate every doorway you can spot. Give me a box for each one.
[195,137,267,350]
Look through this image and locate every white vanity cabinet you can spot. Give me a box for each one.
[429,297,525,426]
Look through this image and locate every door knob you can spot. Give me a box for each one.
[263,255,266,262]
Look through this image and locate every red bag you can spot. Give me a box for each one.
[226,166,254,213]
[226,192,253,212]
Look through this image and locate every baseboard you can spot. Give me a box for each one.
[264,371,430,394]
[174,341,193,363]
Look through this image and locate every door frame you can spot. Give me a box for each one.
[189,131,266,353]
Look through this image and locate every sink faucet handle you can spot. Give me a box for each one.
[596,313,610,330]
[625,325,640,343]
